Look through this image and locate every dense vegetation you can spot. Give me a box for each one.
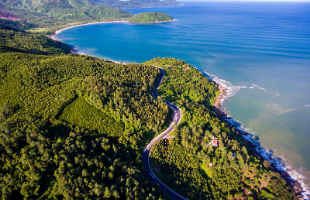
[0,0,133,35]
[0,0,176,35]
[0,25,173,199]
[0,23,70,55]
[0,19,297,200]
[128,12,173,23]
[88,0,180,9]
[145,58,297,200]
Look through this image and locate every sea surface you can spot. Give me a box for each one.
[54,1,310,195]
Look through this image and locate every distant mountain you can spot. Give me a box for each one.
[0,0,90,14]
[0,0,133,34]
[0,8,21,21]
[88,0,181,9]
[0,0,132,19]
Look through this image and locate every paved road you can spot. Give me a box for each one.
[142,68,188,200]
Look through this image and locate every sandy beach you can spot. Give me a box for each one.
[214,85,227,110]
[50,19,175,56]
[50,21,127,41]
[50,19,175,41]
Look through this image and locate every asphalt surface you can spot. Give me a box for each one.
[143,68,188,200]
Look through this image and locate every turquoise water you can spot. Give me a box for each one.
[54,1,310,193]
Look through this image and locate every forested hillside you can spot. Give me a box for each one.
[128,12,173,23]
[0,21,298,199]
[0,0,133,35]
[0,0,177,35]
[145,58,297,200]
[88,0,180,9]
[0,23,71,55]
[0,26,171,199]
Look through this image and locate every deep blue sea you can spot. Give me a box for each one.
[54,1,310,194]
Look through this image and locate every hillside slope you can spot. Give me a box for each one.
[145,58,297,200]
[0,21,297,200]
[0,26,171,199]
[128,12,173,23]
[88,0,180,9]
[0,23,71,55]
[0,0,133,34]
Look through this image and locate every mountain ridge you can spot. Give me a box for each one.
[88,0,181,9]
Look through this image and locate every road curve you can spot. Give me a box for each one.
[142,68,188,200]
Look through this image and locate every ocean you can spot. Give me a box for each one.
[53,1,310,196]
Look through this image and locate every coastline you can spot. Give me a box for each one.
[214,85,227,110]
[50,19,175,42]
[214,82,309,199]
[50,19,175,56]
[50,20,309,200]
[50,21,127,41]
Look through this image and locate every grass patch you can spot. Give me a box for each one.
[28,22,83,33]
[201,160,212,178]
[59,97,124,137]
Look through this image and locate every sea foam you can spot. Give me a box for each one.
[202,71,310,199]
[203,71,247,106]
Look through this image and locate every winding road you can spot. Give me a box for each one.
[142,68,188,200]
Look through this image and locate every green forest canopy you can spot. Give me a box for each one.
[0,0,133,35]
[128,12,173,23]
[0,20,297,200]
[0,0,175,35]
[145,58,297,200]
[0,24,172,199]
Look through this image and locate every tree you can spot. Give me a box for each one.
[103,186,111,198]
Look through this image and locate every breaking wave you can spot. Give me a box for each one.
[202,71,310,199]
[203,71,247,100]
[250,84,267,91]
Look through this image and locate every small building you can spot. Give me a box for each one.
[232,153,236,159]
[211,135,218,147]
[209,163,213,167]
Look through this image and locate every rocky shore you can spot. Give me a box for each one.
[214,83,308,200]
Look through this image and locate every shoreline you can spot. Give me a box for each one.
[50,19,175,42]
[214,82,309,200]
[214,85,227,110]
[50,20,127,41]
[50,20,309,199]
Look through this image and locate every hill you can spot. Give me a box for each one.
[88,0,180,9]
[0,23,71,55]
[0,8,20,21]
[0,25,171,199]
[145,58,297,200]
[127,12,173,23]
[0,22,297,200]
[0,0,133,35]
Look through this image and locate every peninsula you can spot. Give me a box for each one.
[127,12,173,23]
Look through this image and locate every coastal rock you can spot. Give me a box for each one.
[295,181,302,187]
[293,185,303,194]
[281,172,289,178]
[297,194,304,200]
